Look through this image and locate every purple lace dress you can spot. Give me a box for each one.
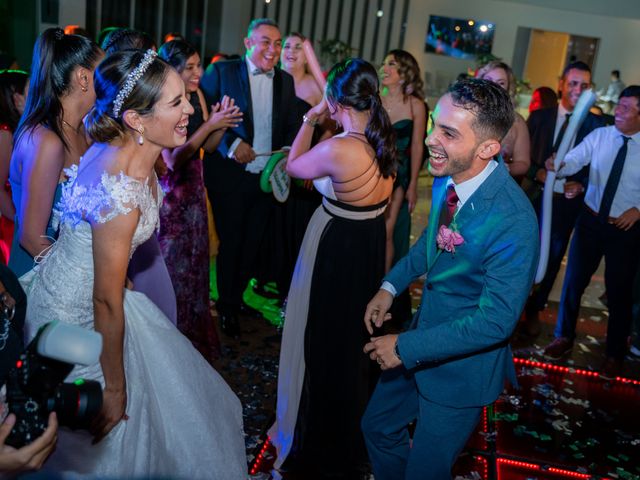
[158,93,220,361]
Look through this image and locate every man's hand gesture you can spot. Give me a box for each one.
[364,289,393,335]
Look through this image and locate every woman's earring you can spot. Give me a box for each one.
[137,127,144,145]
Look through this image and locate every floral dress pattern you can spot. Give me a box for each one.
[158,93,220,361]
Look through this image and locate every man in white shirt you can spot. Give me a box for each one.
[544,86,640,379]
[522,61,605,335]
[200,19,300,337]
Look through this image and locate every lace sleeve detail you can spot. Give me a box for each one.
[57,167,154,227]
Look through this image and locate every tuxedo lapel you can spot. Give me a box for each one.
[238,60,254,141]
[272,69,282,149]
[542,106,557,153]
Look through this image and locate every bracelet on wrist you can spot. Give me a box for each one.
[302,114,319,128]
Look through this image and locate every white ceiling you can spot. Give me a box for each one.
[496,0,640,20]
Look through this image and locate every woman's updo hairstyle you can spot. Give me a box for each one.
[387,49,424,99]
[326,58,397,178]
[158,40,198,74]
[15,27,102,150]
[85,49,172,143]
[101,28,156,56]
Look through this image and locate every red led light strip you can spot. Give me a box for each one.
[514,357,640,385]
[482,406,488,433]
[474,455,488,479]
[249,438,594,479]
[249,436,271,476]
[497,457,592,478]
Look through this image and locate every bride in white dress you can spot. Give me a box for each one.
[20,49,247,479]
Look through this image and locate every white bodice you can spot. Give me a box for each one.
[54,164,162,254]
[24,164,163,338]
[312,176,337,200]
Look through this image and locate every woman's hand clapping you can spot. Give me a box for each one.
[207,95,243,131]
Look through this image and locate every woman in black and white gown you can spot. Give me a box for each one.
[270,58,396,478]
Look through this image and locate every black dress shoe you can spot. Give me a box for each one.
[219,313,241,338]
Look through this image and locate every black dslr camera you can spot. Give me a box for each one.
[4,321,103,448]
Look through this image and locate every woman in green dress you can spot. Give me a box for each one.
[379,50,427,273]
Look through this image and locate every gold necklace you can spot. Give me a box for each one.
[61,119,81,135]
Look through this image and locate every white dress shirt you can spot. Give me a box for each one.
[382,160,498,296]
[228,57,274,174]
[557,126,640,218]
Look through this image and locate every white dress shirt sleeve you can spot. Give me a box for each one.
[227,138,243,159]
[380,281,397,297]
[557,130,596,177]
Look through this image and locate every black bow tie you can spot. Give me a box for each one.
[252,68,274,79]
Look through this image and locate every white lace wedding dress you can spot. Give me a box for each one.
[21,165,247,479]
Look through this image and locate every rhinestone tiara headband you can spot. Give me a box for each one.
[112,49,158,118]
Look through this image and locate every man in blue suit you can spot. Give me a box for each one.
[200,18,301,337]
[362,79,539,479]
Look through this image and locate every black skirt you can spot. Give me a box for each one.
[285,198,387,478]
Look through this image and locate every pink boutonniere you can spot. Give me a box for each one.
[436,224,465,253]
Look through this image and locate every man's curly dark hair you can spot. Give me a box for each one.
[448,78,515,142]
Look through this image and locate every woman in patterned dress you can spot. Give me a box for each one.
[157,40,242,361]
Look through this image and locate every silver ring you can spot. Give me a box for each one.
[376,357,383,365]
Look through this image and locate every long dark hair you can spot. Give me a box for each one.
[158,40,198,73]
[85,50,172,144]
[387,49,424,99]
[326,58,397,177]
[0,69,29,130]
[15,28,102,150]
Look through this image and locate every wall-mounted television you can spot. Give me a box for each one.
[425,15,495,60]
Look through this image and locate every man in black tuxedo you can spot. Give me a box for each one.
[200,18,301,337]
[522,61,605,336]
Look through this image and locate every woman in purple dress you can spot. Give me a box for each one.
[158,40,242,361]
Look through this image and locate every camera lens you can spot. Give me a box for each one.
[50,380,103,429]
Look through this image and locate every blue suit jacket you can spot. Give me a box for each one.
[386,162,539,408]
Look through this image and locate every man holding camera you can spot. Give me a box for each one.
[0,412,57,473]
[0,264,57,473]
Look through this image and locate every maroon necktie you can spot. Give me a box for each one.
[440,184,459,227]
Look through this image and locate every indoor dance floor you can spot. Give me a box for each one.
[209,172,640,480]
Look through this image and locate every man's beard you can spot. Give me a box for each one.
[428,148,474,178]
